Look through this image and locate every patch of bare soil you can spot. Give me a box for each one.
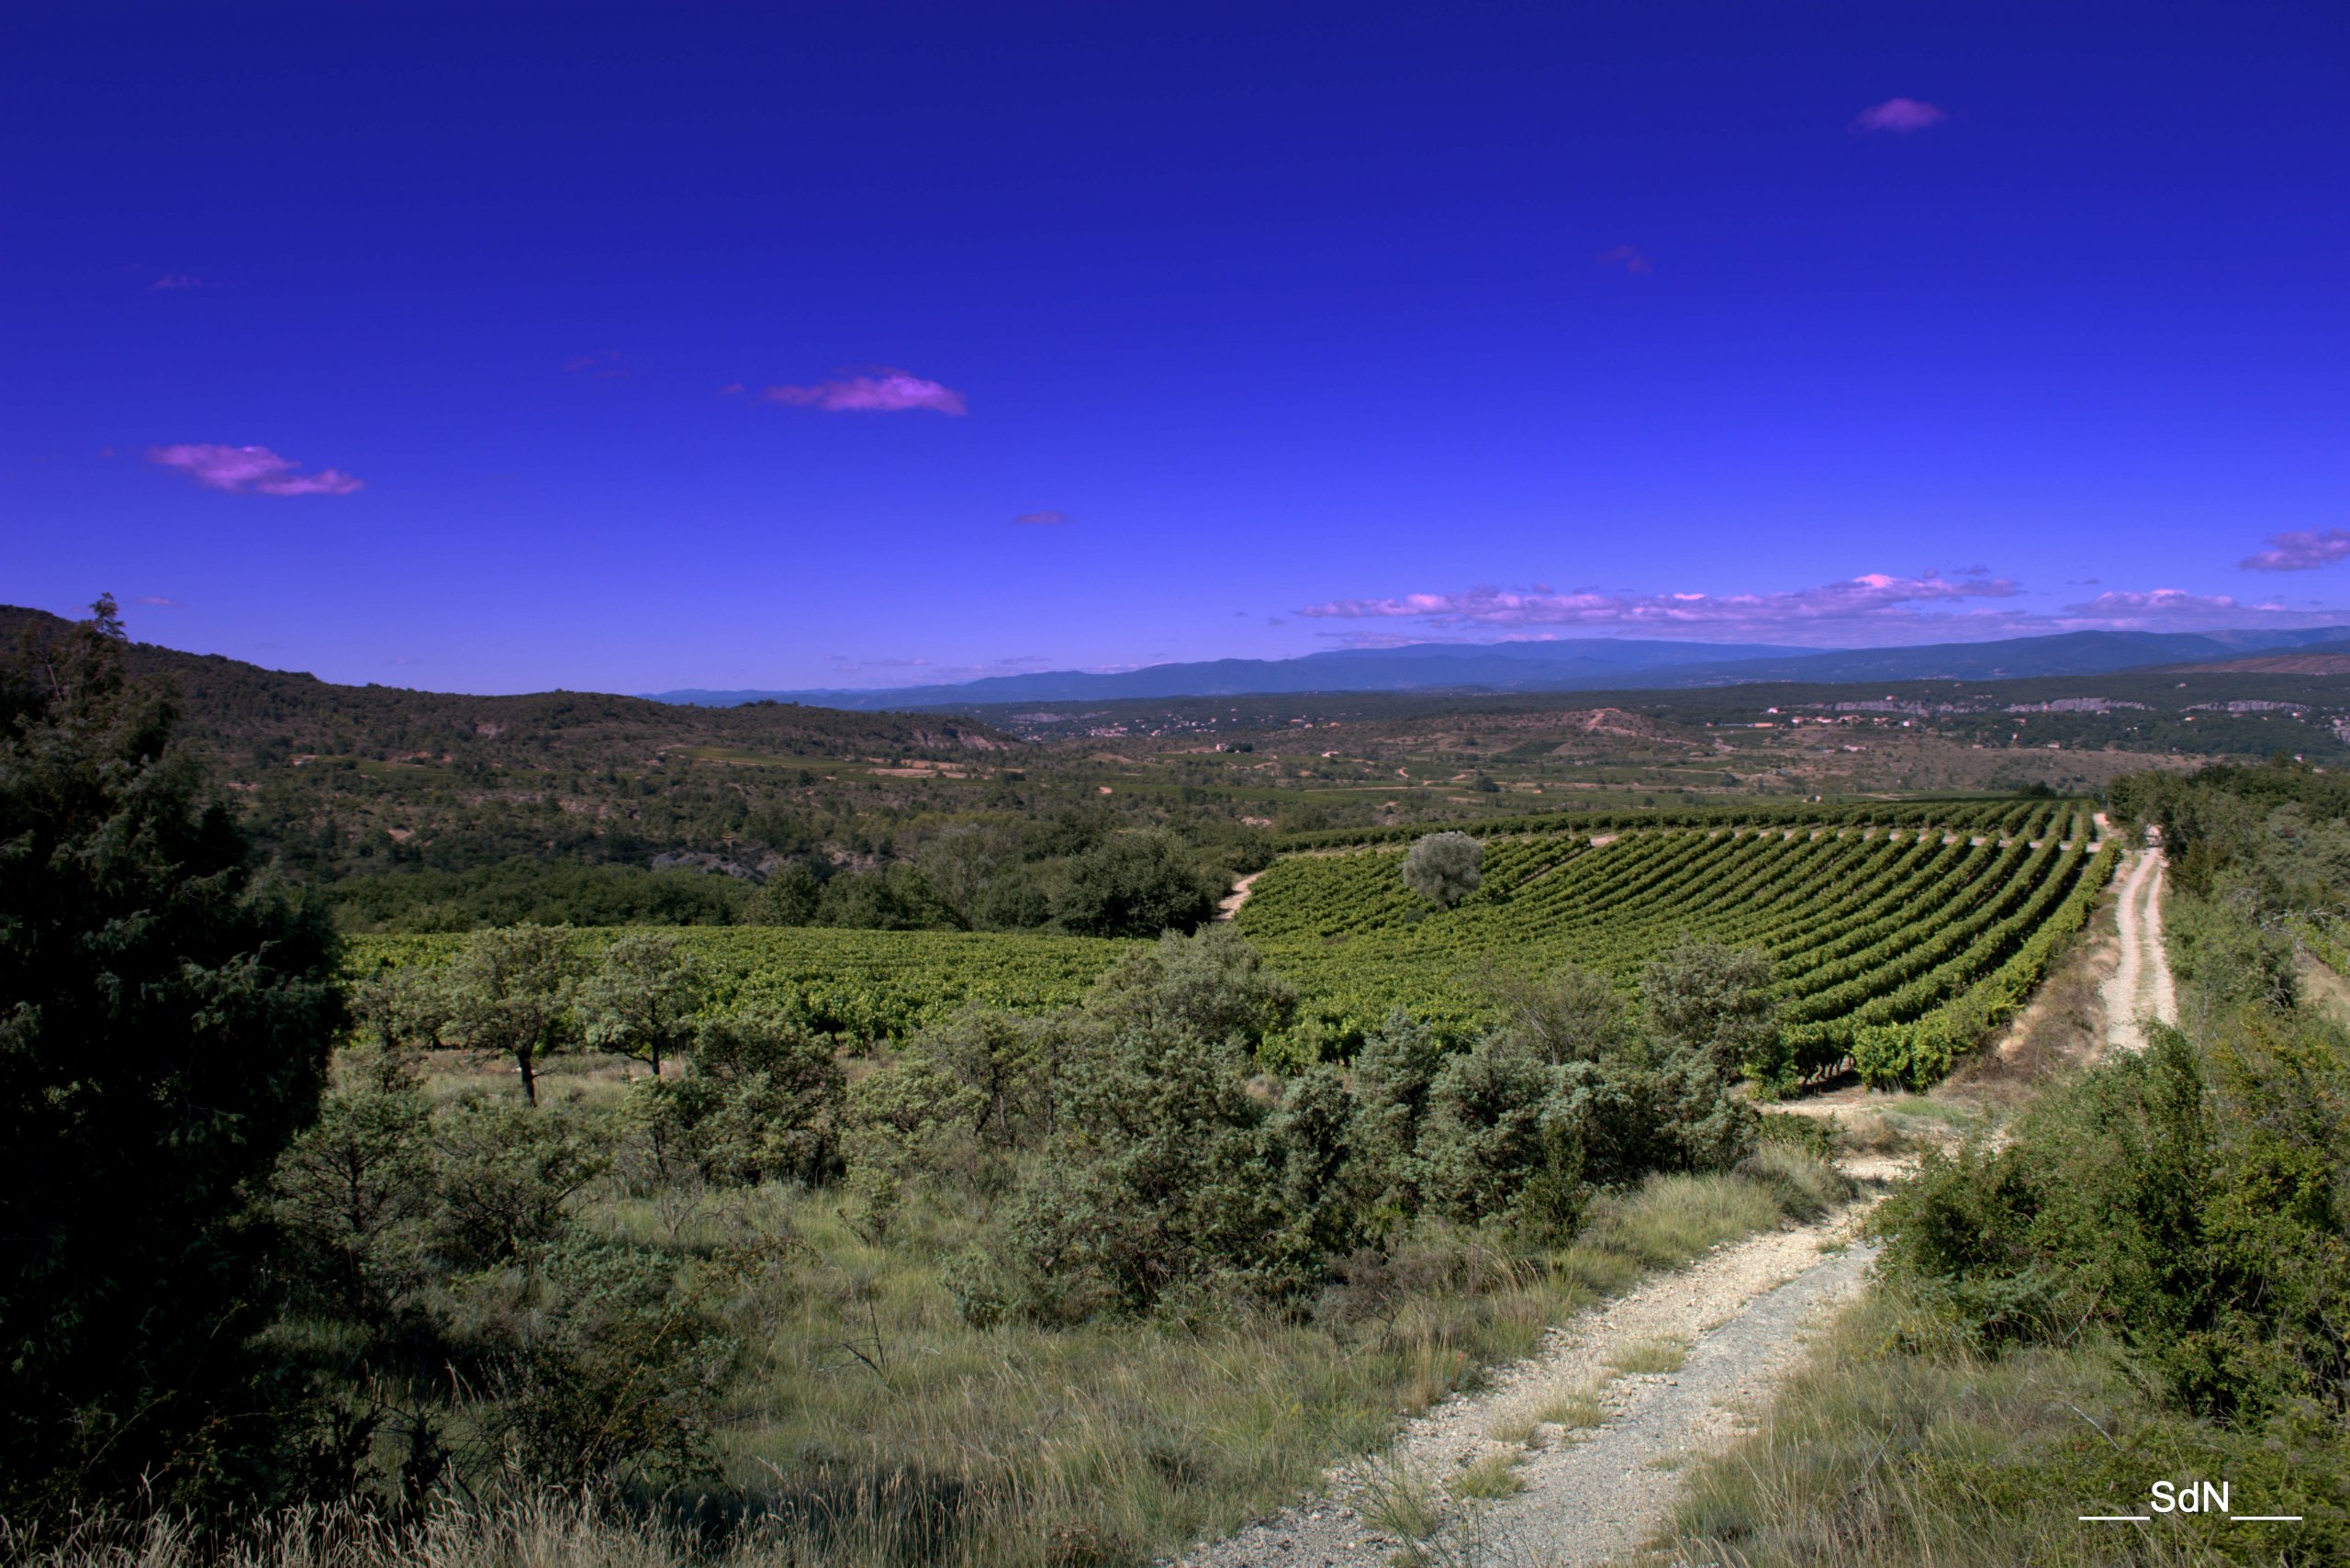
[2295,949,2350,1025]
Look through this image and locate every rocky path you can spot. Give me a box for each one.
[1215,870,1268,921]
[2101,847,2177,1052]
[1183,1203,1881,1568]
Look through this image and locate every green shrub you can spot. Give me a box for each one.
[629,1010,845,1189]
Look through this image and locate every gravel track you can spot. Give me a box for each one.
[2101,847,2177,1053]
[1181,1204,1880,1568]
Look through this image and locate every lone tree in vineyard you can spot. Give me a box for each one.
[1403,830,1483,907]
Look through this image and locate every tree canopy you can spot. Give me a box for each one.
[0,598,342,1516]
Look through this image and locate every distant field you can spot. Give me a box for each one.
[353,798,2115,1087]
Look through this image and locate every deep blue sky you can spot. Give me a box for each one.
[6,2,2346,693]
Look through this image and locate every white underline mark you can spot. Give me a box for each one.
[2235,1517,2302,1522]
[2079,1516,2151,1522]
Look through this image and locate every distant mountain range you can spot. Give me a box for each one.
[653,627,2350,710]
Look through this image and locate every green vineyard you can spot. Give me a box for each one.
[1238,796,2114,1086]
[352,797,2118,1089]
[347,925,1134,1047]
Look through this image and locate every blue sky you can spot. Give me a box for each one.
[5,1,2346,693]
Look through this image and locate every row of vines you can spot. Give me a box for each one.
[1237,798,2110,1080]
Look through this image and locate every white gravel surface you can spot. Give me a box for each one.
[1181,1204,1879,1568]
[2102,847,2177,1052]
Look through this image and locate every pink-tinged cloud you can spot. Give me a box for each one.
[2065,589,2254,616]
[1852,97,1947,134]
[762,369,967,415]
[1595,244,1652,275]
[565,349,630,378]
[1298,571,2021,642]
[2241,529,2350,572]
[1013,509,1070,526]
[151,274,212,290]
[131,595,185,608]
[147,443,364,497]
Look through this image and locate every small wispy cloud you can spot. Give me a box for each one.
[565,349,630,379]
[2065,588,2254,617]
[151,274,213,291]
[760,369,967,415]
[1595,244,1653,275]
[826,654,934,676]
[1299,570,2020,641]
[147,443,364,497]
[2241,529,2350,572]
[132,595,185,608]
[1852,97,1948,134]
[1013,509,1071,526]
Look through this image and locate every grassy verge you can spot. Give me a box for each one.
[666,1155,1845,1565]
[1650,1287,2265,1568]
[14,1158,1845,1568]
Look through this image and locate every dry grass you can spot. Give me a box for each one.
[1535,1380,1608,1431]
[1606,1338,1687,1376]
[1353,1455,1444,1543]
[21,1113,1842,1568]
[1486,1412,1540,1446]
[1449,1454,1525,1502]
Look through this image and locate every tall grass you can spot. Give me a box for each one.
[1653,1285,2334,1567]
[8,1158,1844,1568]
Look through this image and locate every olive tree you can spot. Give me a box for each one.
[442,924,584,1103]
[1402,830,1483,907]
[577,930,704,1078]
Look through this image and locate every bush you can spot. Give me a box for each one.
[1639,937,1785,1088]
[1877,1024,2346,1429]
[1050,829,1221,938]
[462,1238,731,1491]
[1417,1034,1565,1228]
[630,1010,845,1188]
[1083,924,1297,1050]
[432,1098,608,1269]
[1401,831,1483,907]
[995,1018,1274,1318]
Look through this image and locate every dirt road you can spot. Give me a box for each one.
[2101,847,2178,1052]
[1214,870,1267,921]
[1185,1203,1879,1568]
